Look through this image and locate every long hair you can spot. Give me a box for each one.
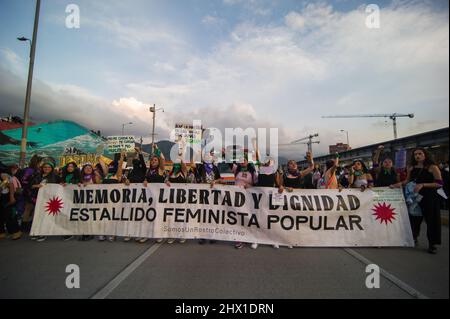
[326,160,335,171]
[29,154,42,169]
[148,155,161,170]
[81,164,95,181]
[235,162,256,177]
[352,159,368,174]
[61,162,81,181]
[410,148,435,168]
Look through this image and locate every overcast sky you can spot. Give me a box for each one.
[0,0,448,159]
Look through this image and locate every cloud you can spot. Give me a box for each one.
[284,12,306,30]
[1,1,448,160]
[118,1,448,156]
[0,65,294,157]
[223,0,273,16]
[0,48,26,76]
[202,15,225,26]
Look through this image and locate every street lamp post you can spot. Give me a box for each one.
[121,122,133,135]
[340,130,350,148]
[18,0,41,168]
[149,104,164,155]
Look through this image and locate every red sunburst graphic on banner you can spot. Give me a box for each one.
[45,196,64,216]
[372,202,396,224]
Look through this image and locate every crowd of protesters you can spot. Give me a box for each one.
[0,144,447,255]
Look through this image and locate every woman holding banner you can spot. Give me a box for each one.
[348,160,373,191]
[30,159,61,242]
[254,149,283,249]
[372,146,401,188]
[20,155,42,234]
[144,145,166,185]
[279,152,315,192]
[406,148,443,254]
[61,160,81,186]
[277,151,315,249]
[98,152,125,242]
[317,154,341,190]
[80,163,102,185]
[233,154,258,249]
[197,152,222,245]
[144,145,167,243]
[165,160,188,244]
[125,147,150,243]
[60,160,81,241]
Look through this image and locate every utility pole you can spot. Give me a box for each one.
[19,0,41,168]
[149,104,164,155]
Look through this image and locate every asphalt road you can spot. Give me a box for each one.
[0,225,448,299]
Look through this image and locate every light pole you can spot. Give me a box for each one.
[121,122,133,135]
[340,130,349,148]
[18,0,41,168]
[149,104,164,155]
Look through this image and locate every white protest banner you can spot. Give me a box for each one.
[31,184,414,247]
[106,136,135,153]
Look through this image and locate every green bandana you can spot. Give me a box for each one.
[172,164,181,176]
[65,173,74,184]
[354,170,363,177]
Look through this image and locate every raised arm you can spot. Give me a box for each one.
[181,160,187,176]
[326,155,339,178]
[136,147,146,172]
[98,157,109,177]
[300,151,315,178]
[116,151,125,181]
[372,145,383,173]
[348,167,355,187]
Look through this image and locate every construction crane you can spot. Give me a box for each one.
[280,133,320,153]
[321,113,414,139]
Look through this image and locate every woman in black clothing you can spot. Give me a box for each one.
[196,153,222,245]
[406,148,443,254]
[61,161,81,186]
[20,155,42,233]
[372,146,401,188]
[98,152,125,242]
[126,148,147,184]
[60,160,82,241]
[166,162,187,185]
[144,146,166,185]
[142,147,167,243]
[165,161,187,244]
[255,144,281,189]
[280,152,315,193]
